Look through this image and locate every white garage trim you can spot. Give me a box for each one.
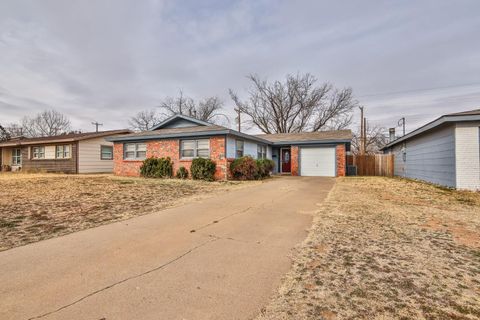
[299,146,336,177]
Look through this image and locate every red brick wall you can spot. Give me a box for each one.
[291,146,299,176]
[336,144,346,177]
[113,136,228,180]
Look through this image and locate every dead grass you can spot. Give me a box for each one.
[0,173,256,251]
[258,177,480,320]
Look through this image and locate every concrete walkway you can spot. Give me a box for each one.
[0,176,334,320]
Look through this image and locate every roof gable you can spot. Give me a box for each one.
[151,114,212,130]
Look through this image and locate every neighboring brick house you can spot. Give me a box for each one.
[0,130,130,173]
[382,108,480,191]
[108,114,352,180]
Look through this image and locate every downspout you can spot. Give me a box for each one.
[75,141,79,174]
[224,134,228,180]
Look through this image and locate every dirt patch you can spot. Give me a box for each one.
[423,217,480,248]
[0,173,258,251]
[258,177,480,320]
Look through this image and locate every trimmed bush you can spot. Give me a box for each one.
[176,166,189,179]
[190,158,216,181]
[140,157,173,178]
[256,159,275,178]
[230,156,258,180]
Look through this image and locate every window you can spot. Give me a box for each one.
[56,145,70,159]
[101,146,113,160]
[12,148,21,165]
[197,139,209,158]
[124,143,146,160]
[181,139,210,158]
[32,146,45,159]
[257,145,267,159]
[235,140,244,158]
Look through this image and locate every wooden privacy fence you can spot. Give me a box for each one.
[347,154,395,177]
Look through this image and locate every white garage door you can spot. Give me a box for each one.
[300,147,336,177]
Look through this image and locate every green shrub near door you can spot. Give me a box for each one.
[176,166,189,179]
[256,159,275,178]
[190,158,217,181]
[140,157,173,178]
[230,156,275,180]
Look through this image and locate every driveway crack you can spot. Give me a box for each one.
[190,206,252,233]
[27,237,218,320]
[202,233,261,245]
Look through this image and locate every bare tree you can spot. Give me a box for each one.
[351,125,388,155]
[159,91,228,124]
[159,90,196,117]
[229,73,357,133]
[20,110,71,137]
[5,123,24,137]
[129,109,162,131]
[0,124,10,141]
[196,96,229,124]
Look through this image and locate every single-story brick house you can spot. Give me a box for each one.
[382,109,480,191]
[108,114,352,180]
[0,130,130,173]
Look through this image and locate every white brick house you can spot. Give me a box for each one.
[382,109,480,191]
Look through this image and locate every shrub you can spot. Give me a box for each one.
[1,164,11,172]
[256,159,275,178]
[190,158,216,181]
[176,166,189,179]
[140,157,173,178]
[230,156,258,180]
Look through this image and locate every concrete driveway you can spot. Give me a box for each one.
[0,176,334,320]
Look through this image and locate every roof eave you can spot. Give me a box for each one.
[108,129,273,144]
[271,139,351,145]
[0,130,131,147]
[0,138,78,147]
[107,130,232,142]
[382,114,480,150]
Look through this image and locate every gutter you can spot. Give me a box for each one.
[270,139,351,145]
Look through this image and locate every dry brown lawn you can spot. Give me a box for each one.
[0,173,254,251]
[258,177,480,320]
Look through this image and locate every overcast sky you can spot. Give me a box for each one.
[1,0,479,134]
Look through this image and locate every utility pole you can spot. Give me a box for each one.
[91,121,103,133]
[363,117,367,154]
[359,106,364,155]
[234,107,241,132]
[398,117,406,136]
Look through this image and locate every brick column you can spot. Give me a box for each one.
[336,144,346,177]
[210,136,227,180]
[291,146,299,176]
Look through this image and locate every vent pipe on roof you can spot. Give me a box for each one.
[389,128,396,142]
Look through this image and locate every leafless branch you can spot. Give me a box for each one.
[229,73,357,133]
[19,110,71,137]
[128,109,162,131]
[159,91,229,125]
[351,125,389,155]
[0,124,10,141]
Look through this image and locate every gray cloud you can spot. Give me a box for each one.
[0,0,479,133]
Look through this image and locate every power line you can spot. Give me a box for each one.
[358,82,480,98]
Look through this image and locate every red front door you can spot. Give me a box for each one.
[281,148,291,173]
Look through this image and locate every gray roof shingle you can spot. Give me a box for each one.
[255,129,353,143]
[0,129,131,147]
